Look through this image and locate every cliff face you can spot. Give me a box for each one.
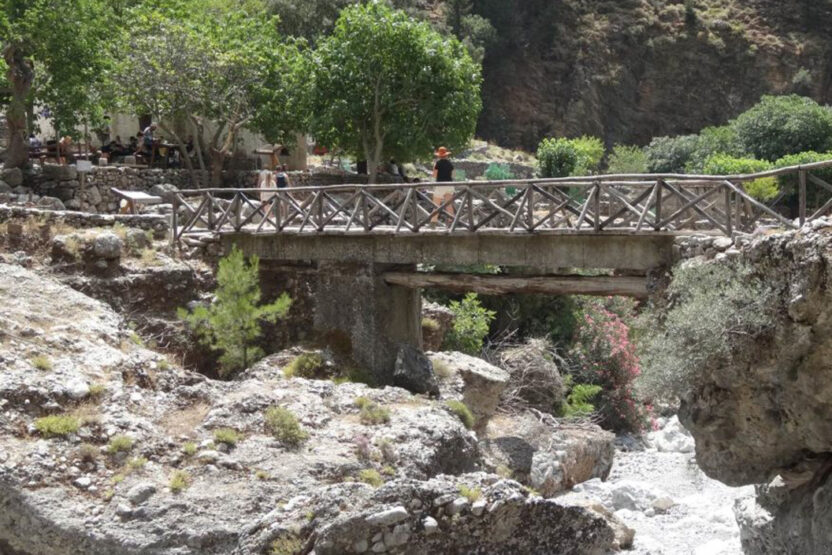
[668,225,832,554]
[475,0,832,150]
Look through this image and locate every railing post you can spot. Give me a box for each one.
[234,193,242,231]
[799,170,807,226]
[207,193,214,231]
[526,185,534,231]
[724,184,732,237]
[171,194,178,249]
[593,181,601,232]
[654,180,663,231]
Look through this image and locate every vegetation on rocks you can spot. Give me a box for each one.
[106,435,134,455]
[179,246,292,376]
[355,397,391,426]
[169,470,191,493]
[443,293,495,355]
[34,415,80,438]
[284,352,327,379]
[213,428,241,447]
[446,400,475,430]
[264,406,309,447]
[637,262,776,401]
[30,355,53,371]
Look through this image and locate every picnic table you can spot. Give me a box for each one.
[111,187,163,214]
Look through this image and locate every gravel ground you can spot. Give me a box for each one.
[559,417,754,555]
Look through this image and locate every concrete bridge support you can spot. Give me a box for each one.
[309,262,422,383]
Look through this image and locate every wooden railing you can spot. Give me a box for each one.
[171,160,832,246]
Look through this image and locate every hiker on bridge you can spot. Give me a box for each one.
[432,146,455,223]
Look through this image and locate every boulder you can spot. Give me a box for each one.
[393,345,440,397]
[421,302,454,351]
[649,415,694,453]
[150,183,180,204]
[36,196,66,211]
[482,412,614,496]
[1,167,23,187]
[125,228,151,251]
[430,351,509,431]
[0,180,12,194]
[498,338,565,413]
[92,233,123,260]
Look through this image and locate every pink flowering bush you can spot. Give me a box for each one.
[569,299,651,432]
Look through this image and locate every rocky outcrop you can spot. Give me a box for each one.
[482,412,614,497]
[660,225,832,553]
[498,338,565,414]
[421,301,454,352]
[0,264,621,554]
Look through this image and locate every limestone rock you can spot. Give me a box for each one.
[431,351,509,431]
[36,196,66,211]
[92,233,123,260]
[649,415,694,453]
[498,338,565,413]
[2,167,23,187]
[481,412,614,496]
[393,345,440,397]
[149,183,179,203]
[0,180,12,194]
[421,302,454,352]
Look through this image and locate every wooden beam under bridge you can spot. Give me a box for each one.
[382,272,649,299]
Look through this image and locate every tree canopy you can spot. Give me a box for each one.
[307,1,482,180]
[1,0,114,167]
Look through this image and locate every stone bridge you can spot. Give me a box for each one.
[173,161,832,380]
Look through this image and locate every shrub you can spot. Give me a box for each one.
[88,384,106,399]
[270,535,303,555]
[569,300,649,432]
[182,442,197,456]
[562,381,603,418]
[35,415,80,438]
[255,469,270,480]
[702,154,778,201]
[421,317,441,332]
[432,358,453,379]
[537,138,578,178]
[264,406,309,446]
[443,293,496,355]
[357,400,391,426]
[686,125,743,172]
[284,352,327,379]
[498,338,565,414]
[31,355,53,371]
[606,145,648,174]
[484,162,515,181]
[645,134,698,173]
[179,246,292,376]
[107,435,134,455]
[446,400,475,429]
[458,484,482,502]
[732,95,832,161]
[128,457,148,470]
[213,428,241,447]
[570,136,605,175]
[77,443,99,462]
[774,151,832,209]
[169,470,191,493]
[358,468,383,487]
[637,262,776,401]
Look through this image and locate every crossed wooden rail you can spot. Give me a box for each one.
[171,160,832,246]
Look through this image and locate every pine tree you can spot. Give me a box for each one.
[179,246,292,376]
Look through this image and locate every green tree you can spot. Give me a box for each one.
[536,138,578,178]
[444,293,496,355]
[179,246,292,376]
[686,125,743,173]
[307,2,482,182]
[732,95,832,162]
[702,154,777,201]
[644,134,698,173]
[1,0,113,167]
[570,136,605,175]
[112,1,306,185]
[606,145,648,174]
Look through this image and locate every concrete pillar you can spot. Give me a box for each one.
[314,262,422,384]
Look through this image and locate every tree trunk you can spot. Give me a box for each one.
[3,44,34,169]
[210,148,225,188]
[159,123,197,187]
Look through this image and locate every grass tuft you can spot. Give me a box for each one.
[358,468,384,487]
[169,470,191,493]
[35,415,80,438]
[106,435,134,455]
[446,400,475,429]
[212,428,241,447]
[264,406,309,447]
[31,355,53,371]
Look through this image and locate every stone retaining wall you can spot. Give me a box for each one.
[0,205,169,236]
[17,165,401,214]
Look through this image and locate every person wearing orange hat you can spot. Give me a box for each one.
[432,146,455,224]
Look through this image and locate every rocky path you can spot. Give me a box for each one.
[559,417,754,555]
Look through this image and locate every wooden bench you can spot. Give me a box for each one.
[110,188,163,214]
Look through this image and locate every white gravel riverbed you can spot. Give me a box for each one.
[559,417,754,554]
